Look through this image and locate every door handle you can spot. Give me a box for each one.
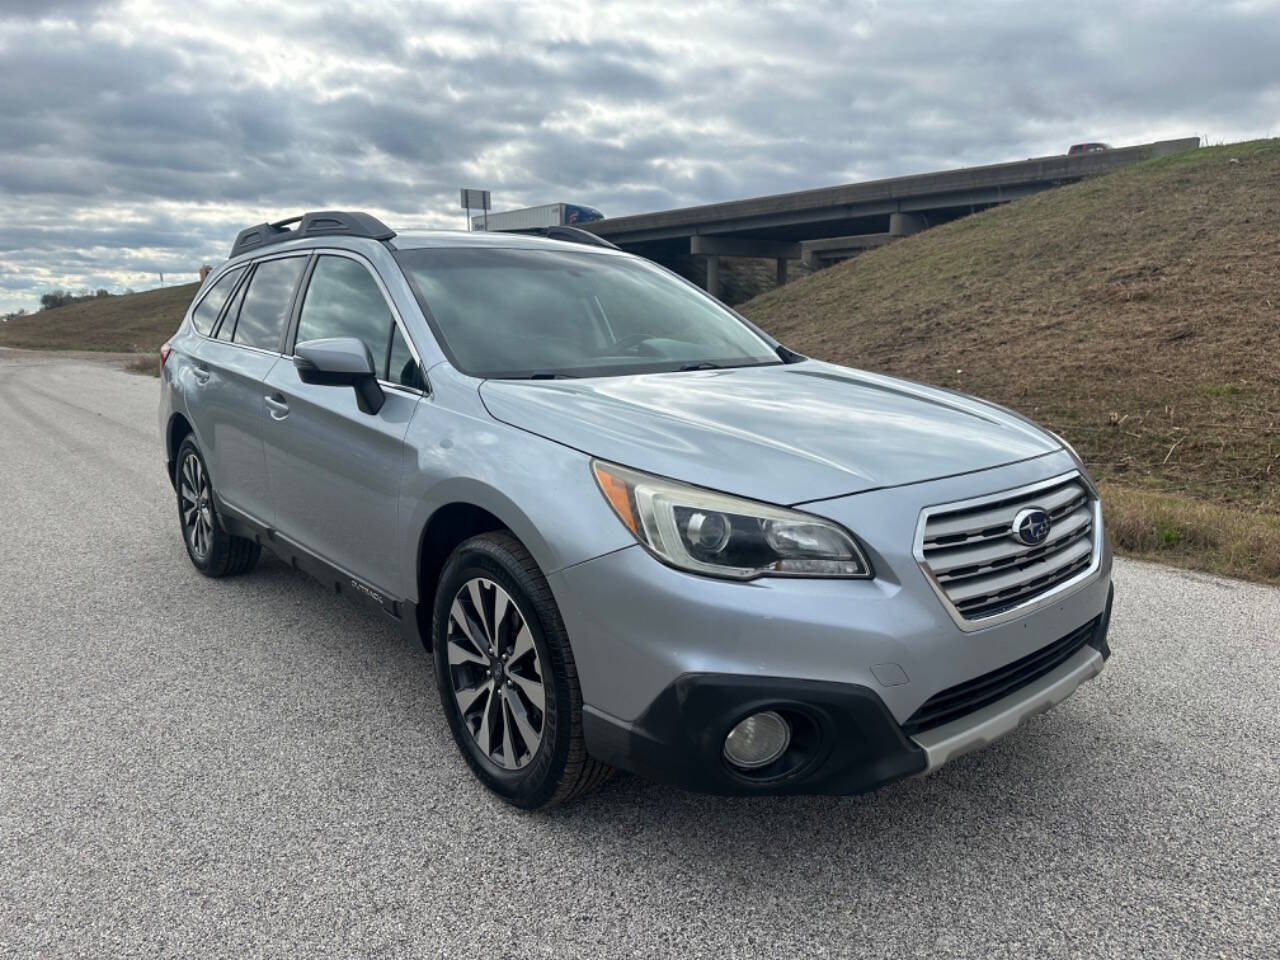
[192,364,210,384]
[264,394,290,419]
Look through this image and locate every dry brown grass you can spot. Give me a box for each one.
[740,139,1280,582]
[1101,483,1280,584]
[0,282,200,353]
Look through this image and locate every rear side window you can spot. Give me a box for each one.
[214,277,248,341]
[233,257,307,351]
[294,255,396,375]
[191,268,243,335]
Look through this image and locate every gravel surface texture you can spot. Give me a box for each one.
[2,350,1277,958]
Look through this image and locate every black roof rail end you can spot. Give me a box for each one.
[229,211,396,259]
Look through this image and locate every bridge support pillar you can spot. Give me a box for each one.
[776,258,788,287]
[705,255,722,298]
[889,212,926,237]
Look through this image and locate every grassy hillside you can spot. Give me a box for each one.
[0,281,199,353]
[740,139,1280,581]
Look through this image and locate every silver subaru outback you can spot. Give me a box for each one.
[159,211,1113,809]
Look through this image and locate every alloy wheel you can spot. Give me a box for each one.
[446,577,546,770]
[179,452,214,560]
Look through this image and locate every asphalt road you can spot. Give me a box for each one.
[2,349,1277,959]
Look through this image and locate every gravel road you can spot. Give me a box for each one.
[2,349,1276,959]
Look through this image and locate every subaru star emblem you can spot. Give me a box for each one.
[1012,507,1052,546]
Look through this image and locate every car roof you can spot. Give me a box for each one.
[218,226,630,274]
[392,229,627,254]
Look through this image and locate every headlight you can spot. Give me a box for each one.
[591,461,872,580]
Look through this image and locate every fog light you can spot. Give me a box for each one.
[723,711,791,770]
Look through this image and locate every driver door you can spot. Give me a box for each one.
[261,253,427,596]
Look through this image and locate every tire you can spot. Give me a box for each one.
[432,531,612,809]
[174,436,261,578]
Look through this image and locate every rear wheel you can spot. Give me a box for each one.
[432,531,611,809]
[175,437,260,578]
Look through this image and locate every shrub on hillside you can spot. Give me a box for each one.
[39,289,113,311]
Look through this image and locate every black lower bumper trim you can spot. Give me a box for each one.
[1089,582,1115,660]
[583,674,927,797]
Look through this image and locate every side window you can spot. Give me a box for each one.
[387,324,425,389]
[214,275,248,341]
[233,256,307,351]
[191,267,243,335]
[294,256,395,375]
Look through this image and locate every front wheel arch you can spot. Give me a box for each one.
[417,502,506,609]
[411,491,564,645]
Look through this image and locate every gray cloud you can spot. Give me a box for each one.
[1,0,1278,312]
[2,0,115,18]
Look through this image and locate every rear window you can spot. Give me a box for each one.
[214,276,248,341]
[191,268,243,335]
[233,257,307,351]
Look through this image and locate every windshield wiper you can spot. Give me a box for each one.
[676,360,782,372]
[525,372,578,380]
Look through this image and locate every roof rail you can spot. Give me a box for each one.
[229,211,396,259]
[497,225,620,250]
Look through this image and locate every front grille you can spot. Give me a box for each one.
[902,616,1100,735]
[918,473,1098,623]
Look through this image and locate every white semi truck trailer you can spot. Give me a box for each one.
[471,202,604,232]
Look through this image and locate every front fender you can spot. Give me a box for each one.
[396,368,634,602]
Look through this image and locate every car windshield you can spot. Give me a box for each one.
[394,246,781,379]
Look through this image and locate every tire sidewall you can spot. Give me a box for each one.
[432,537,571,808]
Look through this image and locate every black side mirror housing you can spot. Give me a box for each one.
[294,337,385,414]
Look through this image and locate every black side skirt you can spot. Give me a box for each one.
[216,501,427,649]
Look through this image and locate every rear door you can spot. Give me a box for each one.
[261,252,426,595]
[191,254,308,526]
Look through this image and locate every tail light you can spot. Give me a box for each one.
[160,342,173,374]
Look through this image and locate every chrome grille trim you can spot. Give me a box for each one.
[913,471,1103,632]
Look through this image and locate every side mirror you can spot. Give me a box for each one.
[294,337,385,415]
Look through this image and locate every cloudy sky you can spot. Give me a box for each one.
[2,0,1277,314]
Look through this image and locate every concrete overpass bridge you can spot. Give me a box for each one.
[585,137,1198,298]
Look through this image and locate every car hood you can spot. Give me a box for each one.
[478,360,1061,505]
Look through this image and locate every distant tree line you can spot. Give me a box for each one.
[39,288,115,310]
[2,286,140,323]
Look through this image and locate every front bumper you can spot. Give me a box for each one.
[582,586,1113,796]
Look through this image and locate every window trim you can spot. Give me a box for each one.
[286,248,428,395]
